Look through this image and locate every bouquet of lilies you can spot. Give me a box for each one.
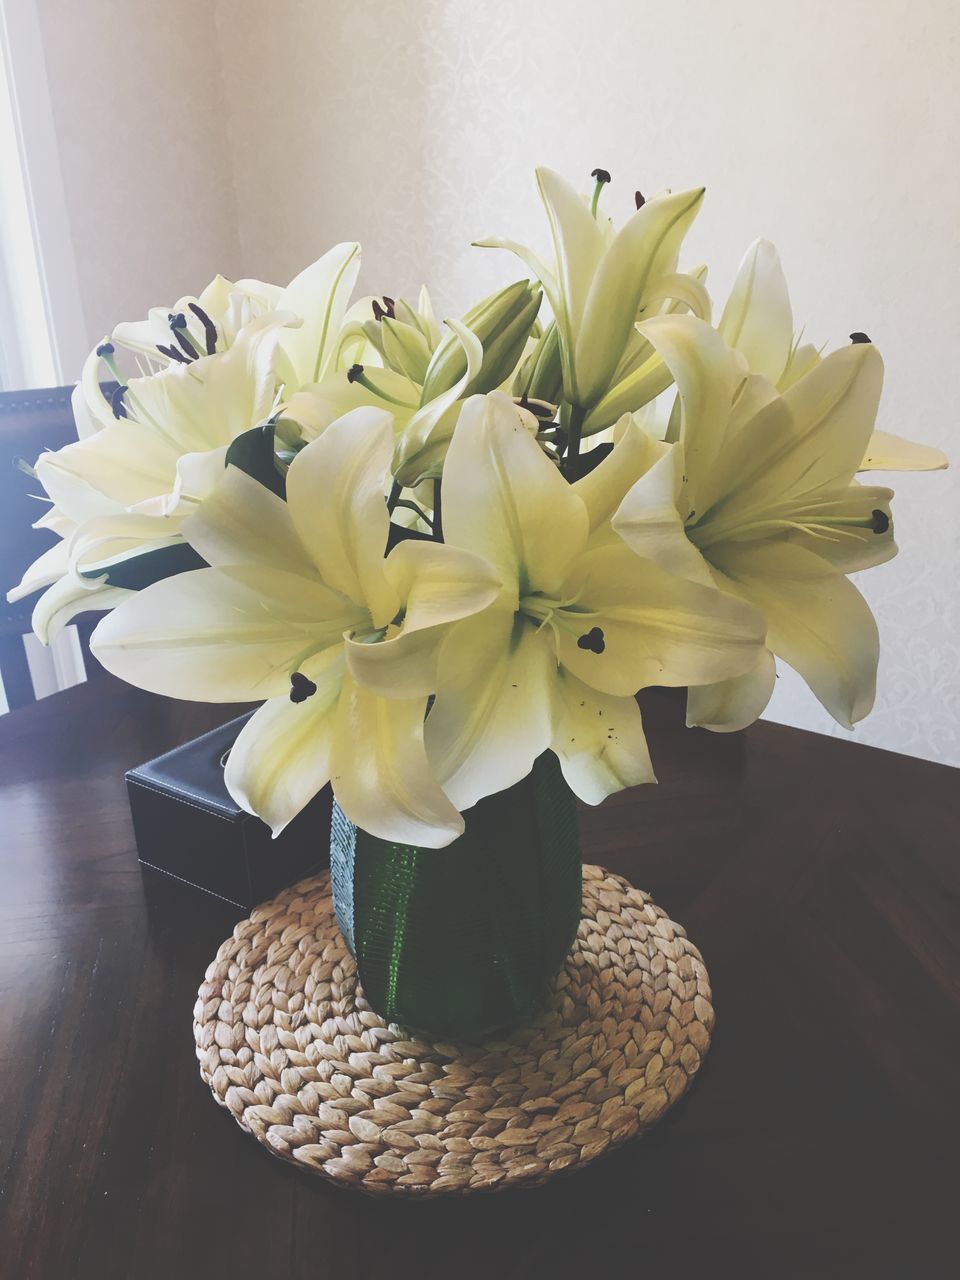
[10,168,945,847]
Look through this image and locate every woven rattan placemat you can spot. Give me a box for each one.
[194,864,714,1195]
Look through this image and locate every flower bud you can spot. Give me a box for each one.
[420,280,542,403]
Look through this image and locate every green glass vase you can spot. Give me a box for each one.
[329,752,583,1040]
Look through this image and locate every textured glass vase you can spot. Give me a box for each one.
[329,752,583,1039]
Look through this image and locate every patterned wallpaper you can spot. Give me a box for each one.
[37,0,960,765]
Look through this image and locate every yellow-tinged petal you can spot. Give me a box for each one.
[442,392,588,599]
[90,567,353,701]
[612,444,715,585]
[551,671,655,804]
[709,540,879,728]
[35,421,179,520]
[330,675,464,848]
[685,647,777,732]
[573,415,666,532]
[7,538,71,603]
[718,239,794,384]
[182,464,316,576]
[392,319,483,487]
[32,574,135,644]
[576,186,705,406]
[344,540,502,698]
[224,649,344,835]
[285,408,399,625]
[535,167,605,399]
[637,313,744,508]
[276,242,361,387]
[859,430,948,472]
[557,543,766,696]
[700,342,884,532]
[425,606,555,812]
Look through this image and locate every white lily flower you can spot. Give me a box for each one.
[8,317,287,640]
[614,314,910,732]
[719,239,947,472]
[477,168,705,417]
[91,409,501,845]
[422,392,766,810]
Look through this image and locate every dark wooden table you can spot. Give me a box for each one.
[1,673,957,1279]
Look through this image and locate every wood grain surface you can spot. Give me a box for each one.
[1,673,957,1279]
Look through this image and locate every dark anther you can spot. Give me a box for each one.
[167,312,199,360]
[577,626,606,654]
[850,332,872,344]
[188,302,218,355]
[591,168,611,184]
[871,508,890,534]
[347,363,364,384]
[635,190,646,210]
[96,342,115,358]
[172,329,200,360]
[382,296,396,317]
[289,671,318,704]
[372,300,386,322]
[110,385,129,420]
[156,343,190,364]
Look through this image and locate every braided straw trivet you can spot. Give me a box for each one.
[194,864,714,1195]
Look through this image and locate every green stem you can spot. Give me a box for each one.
[386,480,402,515]
[394,498,433,527]
[565,403,585,471]
[433,478,443,542]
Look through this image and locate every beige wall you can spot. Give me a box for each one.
[34,0,960,765]
[37,0,241,343]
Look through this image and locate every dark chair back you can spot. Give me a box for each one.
[0,385,82,709]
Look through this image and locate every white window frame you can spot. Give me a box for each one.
[0,0,86,387]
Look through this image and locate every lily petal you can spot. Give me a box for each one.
[344,540,502,698]
[718,239,794,384]
[558,543,766,696]
[183,464,316,576]
[576,186,705,406]
[224,649,344,835]
[330,675,465,848]
[573,414,666,533]
[686,647,777,732]
[637,313,744,510]
[551,671,656,804]
[425,606,555,812]
[32,573,135,644]
[90,567,349,701]
[859,430,948,472]
[276,242,362,387]
[612,444,716,585]
[710,539,879,728]
[442,391,588,599]
[285,408,399,625]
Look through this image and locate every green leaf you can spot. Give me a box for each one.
[82,541,207,590]
[224,422,286,497]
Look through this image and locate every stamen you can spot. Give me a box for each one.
[110,385,129,420]
[871,508,890,534]
[382,296,396,317]
[188,302,218,355]
[590,168,611,218]
[635,190,646,210]
[576,626,606,654]
[289,671,318,703]
[156,343,190,364]
[95,342,115,358]
[372,301,387,322]
[850,332,872,344]
[347,363,364,384]
[168,312,200,360]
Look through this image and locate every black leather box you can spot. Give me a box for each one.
[126,713,330,909]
